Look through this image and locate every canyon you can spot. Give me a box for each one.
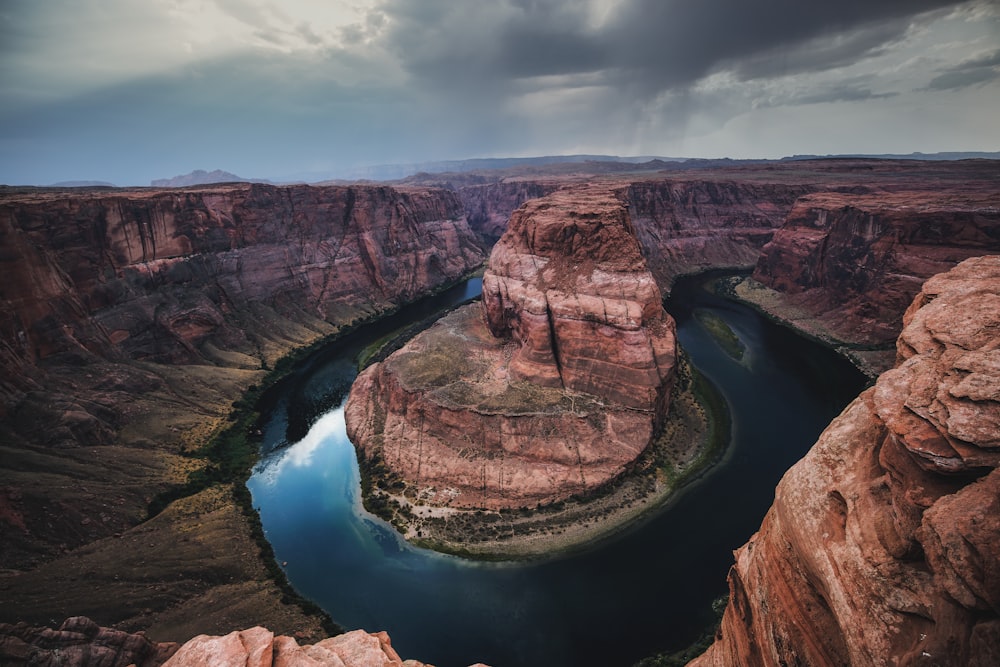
[0,182,485,636]
[1,158,999,665]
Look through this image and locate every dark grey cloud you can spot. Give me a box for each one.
[773,83,900,107]
[923,48,1000,90]
[375,0,967,94]
[729,21,908,81]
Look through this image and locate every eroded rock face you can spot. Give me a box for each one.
[346,185,676,509]
[752,191,1000,347]
[459,180,561,244]
[1,183,483,375]
[0,616,178,667]
[692,256,1000,667]
[0,183,483,569]
[482,186,676,412]
[0,618,490,667]
[623,179,815,286]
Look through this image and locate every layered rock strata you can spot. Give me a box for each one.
[750,190,1000,349]
[0,183,483,627]
[162,627,488,667]
[346,185,676,510]
[692,256,1000,667]
[458,180,561,243]
[0,616,178,667]
[622,179,816,286]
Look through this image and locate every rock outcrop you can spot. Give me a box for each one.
[162,627,488,667]
[0,617,490,667]
[692,256,1000,667]
[622,179,816,286]
[0,616,178,667]
[750,189,1000,348]
[346,185,676,509]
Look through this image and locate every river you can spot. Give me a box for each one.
[247,273,867,667]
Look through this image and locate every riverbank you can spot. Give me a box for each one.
[359,352,729,560]
[0,270,487,643]
[720,276,895,379]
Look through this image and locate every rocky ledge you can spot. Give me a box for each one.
[739,187,1000,374]
[345,185,678,517]
[0,616,488,667]
[692,255,1000,667]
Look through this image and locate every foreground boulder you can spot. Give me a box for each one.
[346,185,676,510]
[692,255,1000,667]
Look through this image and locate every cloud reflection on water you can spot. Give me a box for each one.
[253,406,347,486]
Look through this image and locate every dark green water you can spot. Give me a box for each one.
[247,273,866,667]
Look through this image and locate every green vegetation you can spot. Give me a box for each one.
[139,269,484,636]
[657,352,731,491]
[145,373,342,636]
[694,309,745,361]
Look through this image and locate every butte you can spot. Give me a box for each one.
[345,184,678,515]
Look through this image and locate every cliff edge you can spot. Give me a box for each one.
[692,255,1000,667]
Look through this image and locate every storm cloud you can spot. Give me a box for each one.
[1,0,997,184]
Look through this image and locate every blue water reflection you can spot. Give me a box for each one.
[248,274,866,667]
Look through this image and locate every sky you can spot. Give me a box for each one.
[1,0,999,185]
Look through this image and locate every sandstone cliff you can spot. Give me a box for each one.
[458,180,561,243]
[749,189,1000,349]
[622,179,816,286]
[692,256,1000,667]
[0,183,483,627]
[346,185,677,510]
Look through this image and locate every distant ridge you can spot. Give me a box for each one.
[151,169,271,187]
[283,151,1000,184]
[51,180,116,188]
[781,151,1000,161]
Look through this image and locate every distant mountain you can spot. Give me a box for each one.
[151,169,270,187]
[50,180,116,187]
[285,155,685,183]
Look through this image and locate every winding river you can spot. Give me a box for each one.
[247,273,866,667]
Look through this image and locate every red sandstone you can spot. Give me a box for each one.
[346,185,677,509]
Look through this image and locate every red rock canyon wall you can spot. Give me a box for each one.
[752,189,1000,347]
[692,256,1000,667]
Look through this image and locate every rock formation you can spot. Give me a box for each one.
[0,616,178,667]
[0,617,489,667]
[623,179,816,286]
[458,180,561,243]
[161,627,488,667]
[345,185,676,509]
[691,256,1000,667]
[4,158,999,656]
[750,189,1000,348]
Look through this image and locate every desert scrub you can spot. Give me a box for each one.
[694,309,745,361]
